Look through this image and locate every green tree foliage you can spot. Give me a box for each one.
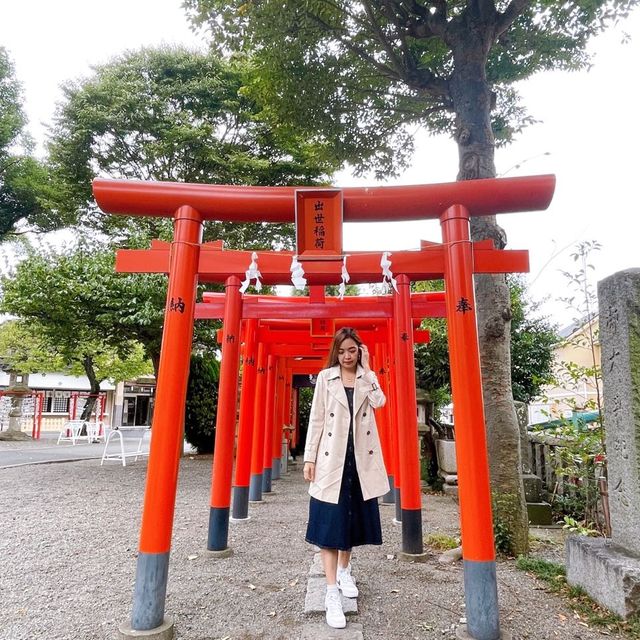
[43,47,339,413]
[509,276,558,403]
[184,0,635,178]
[0,320,66,373]
[414,278,557,406]
[414,321,450,402]
[0,47,61,240]
[48,47,338,248]
[413,280,450,407]
[0,244,153,418]
[184,352,220,453]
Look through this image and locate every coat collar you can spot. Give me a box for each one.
[326,365,348,409]
[326,365,368,412]
[326,364,366,380]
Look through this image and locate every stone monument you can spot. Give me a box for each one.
[566,269,640,619]
[0,372,32,441]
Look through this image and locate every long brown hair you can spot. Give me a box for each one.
[326,327,363,368]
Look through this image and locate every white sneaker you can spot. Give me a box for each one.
[337,566,359,598]
[325,589,346,629]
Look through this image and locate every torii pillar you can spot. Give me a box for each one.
[441,205,503,640]
[393,274,425,557]
[232,318,258,520]
[122,206,202,637]
[249,343,268,501]
[207,276,242,554]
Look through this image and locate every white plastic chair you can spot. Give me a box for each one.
[56,420,90,445]
[87,420,108,443]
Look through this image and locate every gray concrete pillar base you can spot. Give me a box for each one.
[455,624,511,640]
[230,515,251,523]
[204,547,234,559]
[117,617,174,639]
[398,550,430,563]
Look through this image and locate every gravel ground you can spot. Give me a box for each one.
[0,454,623,640]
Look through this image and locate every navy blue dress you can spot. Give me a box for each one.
[305,386,383,550]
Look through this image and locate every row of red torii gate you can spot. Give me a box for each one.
[94,174,555,640]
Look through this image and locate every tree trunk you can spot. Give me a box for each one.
[80,355,101,423]
[151,349,161,380]
[450,51,529,556]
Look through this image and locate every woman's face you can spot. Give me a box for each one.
[337,337,359,371]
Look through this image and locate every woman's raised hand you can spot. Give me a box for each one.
[359,343,371,372]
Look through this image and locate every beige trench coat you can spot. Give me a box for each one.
[303,365,390,504]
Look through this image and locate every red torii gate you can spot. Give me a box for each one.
[225,308,443,515]
[204,304,433,526]
[95,174,555,640]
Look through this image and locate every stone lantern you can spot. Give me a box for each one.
[0,371,32,441]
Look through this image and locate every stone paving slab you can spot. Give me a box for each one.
[301,622,364,639]
[304,577,358,615]
[309,552,324,577]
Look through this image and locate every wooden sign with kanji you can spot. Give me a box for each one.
[295,189,343,259]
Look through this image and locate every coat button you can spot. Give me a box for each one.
[366,430,371,435]
[328,432,332,436]
[369,450,373,455]
[362,412,367,417]
[325,451,329,456]
[330,412,334,417]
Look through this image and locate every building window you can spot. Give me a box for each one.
[44,391,70,414]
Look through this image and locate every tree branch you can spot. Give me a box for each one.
[379,0,419,77]
[340,39,403,81]
[495,0,531,38]
[404,0,448,38]
[361,0,406,75]
[474,0,498,23]
[302,7,398,80]
[309,0,365,32]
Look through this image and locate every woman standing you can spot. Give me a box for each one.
[303,327,389,629]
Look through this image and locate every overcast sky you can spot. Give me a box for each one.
[2,1,639,326]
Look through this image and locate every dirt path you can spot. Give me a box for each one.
[0,456,621,639]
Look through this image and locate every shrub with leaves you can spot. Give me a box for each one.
[184,353,220,454]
